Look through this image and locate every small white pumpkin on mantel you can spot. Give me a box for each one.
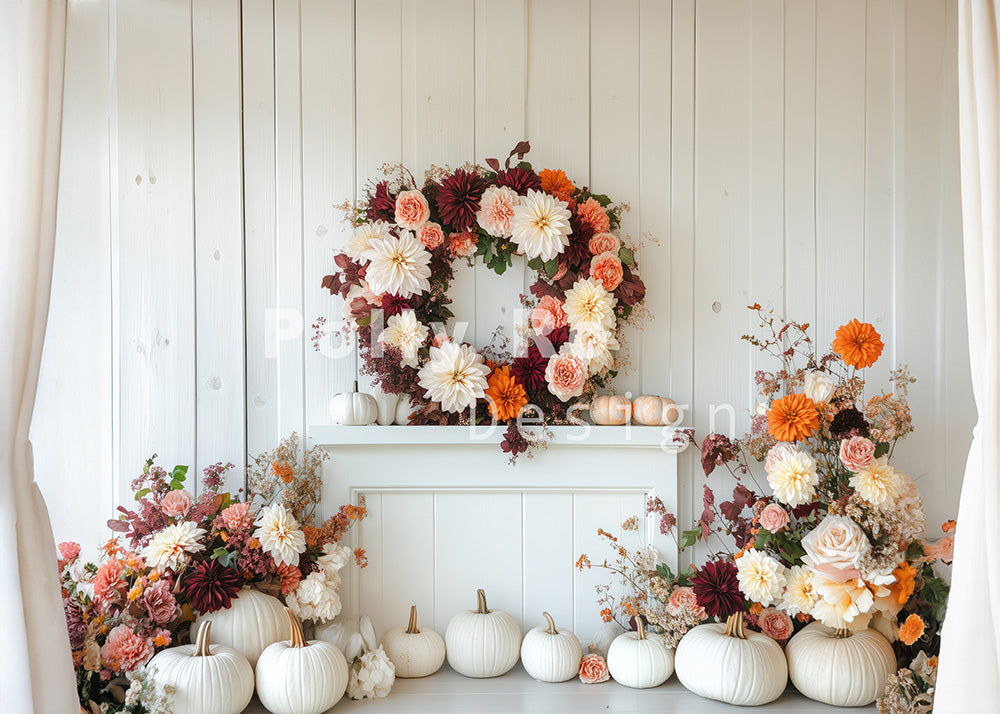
[445,588,522,678]
[785,622,897,707]
[589,395,632,425]
[520,611,583,683]
[606,617,674,689]
[383,605,446,678]
[371,386,399,425]
[192,587,287,668]
[146,621,254,714]
[394,395,417,425]
[675,611,788,706]
[330,380,378,425]
[631,395,667,426]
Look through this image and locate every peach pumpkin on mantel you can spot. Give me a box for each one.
[589,395,632,425]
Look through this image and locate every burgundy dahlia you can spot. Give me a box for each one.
[435,169,486,232]
[380,293,412,319]
[511,345,548,393]
[496,167,541,196]
[365,181,397,223]
[691,559,744,619]
[184,559,243,614]
[64,598,85,649]
[828,406,870,440]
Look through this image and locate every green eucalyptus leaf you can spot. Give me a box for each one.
[619,247,635,265]
[874,442,890,458]
[527,257,543,270]
[544,258,559,277]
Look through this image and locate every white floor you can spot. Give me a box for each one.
[243,663,875,714]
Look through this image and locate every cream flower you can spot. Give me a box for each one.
[346,220,391,262]
[141,521,206,572]
[477,185,520,237]
[348,646,396,700]
[253,503,307,567]
[285,569,343,623]
[563,278,617,333]
[811,573,875,631]
[781,565,818,617]
[362,232,432,298]
[736,549,787,607]
[510,189,572,261]
[766,450,819,507]
[893,473,927,541]
[378,310,429,367]
[568,327,619,375]
[801,515,871,581]
[803,370,836,404]
[318,543,352,576]
[417,340,490,413]
[849,456,901,509]
[764,442,799,472]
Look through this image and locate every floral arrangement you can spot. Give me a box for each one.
[321,142,647,459]
[60,434,367,713]
[578,307,954,710]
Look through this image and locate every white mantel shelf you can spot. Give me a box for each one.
[308,424,691,453]
[242,663,873,713]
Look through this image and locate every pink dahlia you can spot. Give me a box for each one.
[576,198,611,234]
[448,231,477,257]
[143,578,180,625]
[102,624,154,673]
[545,352,586,401]
[530,296,568,335]
[160,489,194,519]
[436,169,486,232]
[477,186,519,237]
[418,222,445,250]
[220,502,254,533]
[277,563,302,595]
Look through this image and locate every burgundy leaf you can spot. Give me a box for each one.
[485,157,501,172]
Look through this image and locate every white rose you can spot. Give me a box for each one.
[801,515,871,582]
[803,370,836,404]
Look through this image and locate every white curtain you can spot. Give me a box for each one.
[0,1,78,712]
[936,1,1000,711]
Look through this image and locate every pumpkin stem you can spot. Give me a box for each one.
[193,620,212,657]
[406,605,419,635]
[833,626,851,639]
[352,380,359,393]
[476,588,490,614]
[723,612,748,640]
[543,612,558,635]
[635,616,647,641]
[285,607,307,648]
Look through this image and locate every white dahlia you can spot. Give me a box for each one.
[362,231,432,298]
[563,278,617,333]
[417,340,490,413]
[781,565,818,617]
[509,189,572,261]
[568,327,619,375]
[766,450,819,507]
[477,185,520,237]
[849,456,901,509]
[253,503,307,567]
[736,549,787,607]
[141,521,206,572]
[378,310,429,367]
[345,220,391,262]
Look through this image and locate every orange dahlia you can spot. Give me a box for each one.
[832,319,884,369]
[898,613,926,645]
[484,365,529,422]
[767,393,820,442]
[890,561,917,605]
[539,168,576,200]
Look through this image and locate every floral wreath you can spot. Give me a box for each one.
[321,142,648,459]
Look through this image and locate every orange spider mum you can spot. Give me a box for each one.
[832,319,884,369]
[898,613,925,645]
[767,393,820,441]
[539,168,576,199]
[484,365,528,422]
[891,562,917,605]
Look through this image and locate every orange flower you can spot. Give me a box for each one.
[942,520,957,534]
[832,319,884,369]
[749,602,763,616]
[354,548,368,568]
[484,366,529,422]
[576,554,591,570]
[539,168,575,199]
[272,461,294,483]
[600,607,614,623]
[303,525,320,547]
[345,502,368,521]
[898,613,925,645]
[767,393,820,441]
[891,562,917,605]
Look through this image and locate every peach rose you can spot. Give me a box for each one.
[531,296,568,335]
[802,515,870,581]
[590,252,624,291]
[577,198,611,234]
[758,607,794,642]
[545,352,586,401]
[417,222,445,250]
[840,436,876,472]
[448,231,477,257]
[160,490,194,518]
[394,189,430,229]
[666,586,707,620]
[578,653,610,684]
[588,232,620,256]
[759,503,790,533]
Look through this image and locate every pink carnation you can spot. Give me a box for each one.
[530,296,568,335]
[579,653,610,684]
[394,189,430,229]
[588,232,619,255]
[666,586,707,620]
[276,563,302,595]
[577,198,611,234]
[840,436,876,472]
[477,185,519,237]
[758,607,794,642]
[545,352,586,401]
[448,231,477,257]
[58,542,81,561]
[759,504,790,533]
[93,559,127,604]
[418,222,445,250]
[143,579,180,625]
[220,502,254,532]
[102,624,154,673]
[160,490,194,519]
[764,442,799,472]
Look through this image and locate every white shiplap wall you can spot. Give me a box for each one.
[33,0,973,562]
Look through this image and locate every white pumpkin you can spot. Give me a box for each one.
[606,617,674,689]
[520,612,583,683]
[331,381,378,425]
[146,621,254,714]
[193,587,286,667]
[660,398,680,425]
[255,608,349,714]
[631,395,666,426]
[589,395,631,425]
[786,623,897,707]
[372,387,399,425]
[675,612,788,706]
[394,395,417,425]
[445,588,521,678]
[383,605,446,678]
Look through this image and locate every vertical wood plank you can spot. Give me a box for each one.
[355,492,384,631]
[192,0,246,490]
[115,0,196,503]
[522,493,574,635]
[378,493,435,638]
